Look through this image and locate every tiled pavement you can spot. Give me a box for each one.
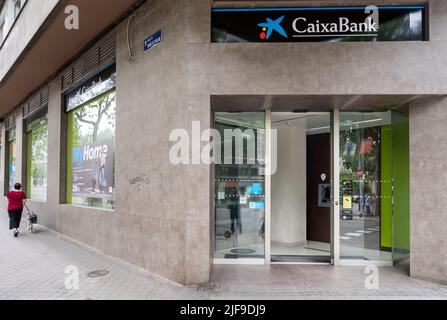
[1,213,447,300]
[204,263,447,300]
[0,213,205,300]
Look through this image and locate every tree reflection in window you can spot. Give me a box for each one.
[73,91,116,145]
[27,116,48,201]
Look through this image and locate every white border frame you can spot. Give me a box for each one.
[332,108,340,265]
[264,109,272,265]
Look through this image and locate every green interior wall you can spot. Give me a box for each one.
[381,126,393,249]
[66,112,73,204]
[392,120,410,253]
[26,133,32,197]
[380,121,410,252]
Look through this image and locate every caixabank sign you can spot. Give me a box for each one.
[211,5,427,43]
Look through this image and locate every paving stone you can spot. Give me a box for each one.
[1,213,447,300]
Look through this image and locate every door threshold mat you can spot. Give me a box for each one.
[224,254,265,259]
[270,255,331,263]
[304,247,331,253]
[340,256,369,260]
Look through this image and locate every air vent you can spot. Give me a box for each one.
[61,30,116,92]
[22,86,49,119]
[5,113,16,131]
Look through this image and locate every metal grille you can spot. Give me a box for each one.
[22,86,49,119]
[5,113,16,130]
[61,30,116,92]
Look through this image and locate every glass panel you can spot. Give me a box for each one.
[214,112,266,260]
[391,111,410,267]
[66,90,116,209]
[27,115,48,201]
[7,138,17,192]
[339,111,393,261]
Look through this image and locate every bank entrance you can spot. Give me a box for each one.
[270,112,331,263]
[212,96,410,269]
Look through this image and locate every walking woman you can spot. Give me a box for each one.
[7,183,26,237]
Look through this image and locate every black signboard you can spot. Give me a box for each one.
[212,5,426,43]
[65,66,116,112]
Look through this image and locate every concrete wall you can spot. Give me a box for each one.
[189,0,447,96]
[410,96,447,284]
[0,0,211,285]
[0,0,59,81]
[271,126,307,246]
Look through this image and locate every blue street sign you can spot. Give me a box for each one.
[144,30,162,53]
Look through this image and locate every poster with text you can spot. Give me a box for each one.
[72,139,114,200]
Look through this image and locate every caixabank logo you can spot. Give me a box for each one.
[258,16,288,40]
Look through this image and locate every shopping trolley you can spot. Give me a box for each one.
[24,202,38,233]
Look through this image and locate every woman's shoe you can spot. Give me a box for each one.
[14,230,18,238]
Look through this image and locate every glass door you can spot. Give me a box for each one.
[337,110,409,264]
[213,112,266,262]
[338,111,393,263]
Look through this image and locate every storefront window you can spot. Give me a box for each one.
[26,113,48,201]
[66,67,116,209]
[6,128,17,192]
[214,112,266,260]
[339,111,409,262]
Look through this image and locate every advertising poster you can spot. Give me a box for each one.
[72,139,114,200]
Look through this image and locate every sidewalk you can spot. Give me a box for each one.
[0,213,204,300]
[1,213,446,300]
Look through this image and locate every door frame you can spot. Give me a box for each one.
[265,109,335,265]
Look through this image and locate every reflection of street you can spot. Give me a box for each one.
[340,215,391,260]
[341,215,380,250]
[215,207,264,258]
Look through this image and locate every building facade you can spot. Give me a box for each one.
[0,0,446,285]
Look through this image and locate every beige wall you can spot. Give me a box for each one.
[410,96,447,285]
[271,126,307,246]
[56,0,211,284]
[0,0,59,80]
[189,0,447,96]
[1,0,212,285]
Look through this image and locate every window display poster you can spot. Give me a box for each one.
[72,139,114,200]
[247,183,263,196]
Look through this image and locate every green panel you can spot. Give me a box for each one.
[392,120,410,252]
[26,133,32,198]
[66,112,73,204]
[381,125,393,249]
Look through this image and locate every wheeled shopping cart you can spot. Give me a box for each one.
[24,203,38,233]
